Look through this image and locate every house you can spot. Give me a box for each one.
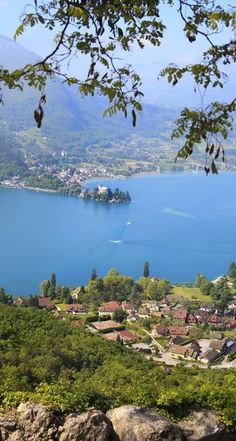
[66,304,87,314]
[209,339,227,354]
[132,343,152,354]
[190,340,201,355]
[152,311,163,318]
[227,300,236,310]
[127,315,137,323]
[38,297,54,310]
[154,325,169,337]
[138,307,150,318]
[102,332,119,341]
[208,313,221,324]
[201,350,220,364]
[141,300,158,311]
[91,320,122,332]
[159,298,170,308]
[122,301,137,314]
[118,330,139,343]
[98,301,121,317]
[70,287,82,300]
[224,318,236,329]
[229,343,236,354]
[200,303,214,312]
[98,185,108,194]
[195,310,209,323]
[13,297,23,307]
[172,309,188,322]
[170,344,198,361]
[168,326,188,336]
[187,313,198,325]
[162,306,171,314]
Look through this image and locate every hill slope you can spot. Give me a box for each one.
[0,35,177,152]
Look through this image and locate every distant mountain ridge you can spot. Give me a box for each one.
[0,35,178,153]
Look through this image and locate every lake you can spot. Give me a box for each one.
[0,172,236,295]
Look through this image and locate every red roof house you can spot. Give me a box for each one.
[173,309,188,322]
[169,326,188,336]
[98,301,121,316]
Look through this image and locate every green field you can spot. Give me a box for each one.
[172,286,212,302]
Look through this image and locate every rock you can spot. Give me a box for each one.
[59,409,116,441]
[0,402,58,441]
[179,410,235,441]
[17,402,57,440]
[0,402,235,441]
[107,405,186,441]
[59,409,118,441]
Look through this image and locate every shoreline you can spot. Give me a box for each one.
[1,168,235,196]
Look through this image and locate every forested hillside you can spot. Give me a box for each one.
[0,304,236,428]
[0,34,235,180]
[0,125,28,180]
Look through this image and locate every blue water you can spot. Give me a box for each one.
[0,172,236,294]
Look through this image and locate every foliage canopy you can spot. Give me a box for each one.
[0,0,235,172]
[1,303,236,427]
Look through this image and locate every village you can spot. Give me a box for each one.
[13,275,236,370]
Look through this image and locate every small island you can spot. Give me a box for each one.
[1,176,131,204]
[80,185,131,203]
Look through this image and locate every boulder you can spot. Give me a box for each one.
[17,402,58,440]
[0,402,59,441]
[179,410,235,441]
[59,409,118,441]
[0,402,235,441]
[107,405,186,441]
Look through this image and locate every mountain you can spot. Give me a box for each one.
[0,35,178,154]
[0,34,234,178]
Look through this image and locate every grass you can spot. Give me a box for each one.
[172,286,212,302]
[55,303,68,311]
[224,329,236,339]
[155,337,170,350]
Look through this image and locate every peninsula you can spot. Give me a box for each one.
[0,176,131,204]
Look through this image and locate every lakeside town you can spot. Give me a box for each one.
[5,264,236,370]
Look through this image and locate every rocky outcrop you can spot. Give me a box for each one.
[59,410,118,441]
[107,405,185,441]
[0,403,117,441]
[0,402,235,441]
[179,410,235,441]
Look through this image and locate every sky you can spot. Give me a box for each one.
[0,0,234,106]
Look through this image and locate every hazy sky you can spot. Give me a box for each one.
[0,0,234,106]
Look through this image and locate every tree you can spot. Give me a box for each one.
[90,268,97,281]
[146,278,171,300]
[40,280,50,297]
[195,274,213,295]
[26,295,39,307]
[0,287,8,304]
[1,1,235,172]
[143,262,150,278]
[103,269,134,301]
[228,262,236,280]
[129,284,142,307]
[50,272,56,289]
[48,272,57,299]
[113,308,127,323]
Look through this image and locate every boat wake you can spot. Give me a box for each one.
[109,240,122,244]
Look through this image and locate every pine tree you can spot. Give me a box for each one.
[91,268,97,281]
[49,273,56,299]
[143,262,150,278]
